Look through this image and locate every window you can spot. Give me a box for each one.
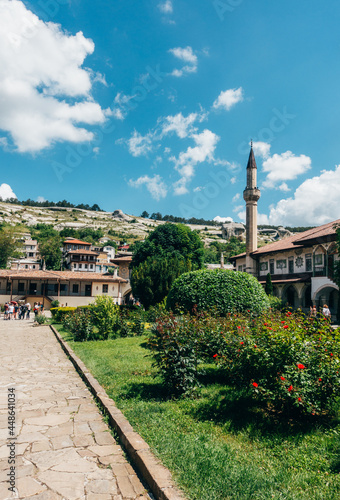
[276,260,287,270]
[60,284,67,292]
[315,254,323,266]
[18,283,25,292]
[288,259,294,274]
[238,265,243,271]
[79,264,82,269]
[102,284,108,293]
[72,284,79,294]
[29,252,34,257]
[270,260,274,274]
[32,265,36,269]
[306,254,312,272]
[260,262,268,272]
[85,264,88,269]
[90,264,93,269]
[25,264,28,269]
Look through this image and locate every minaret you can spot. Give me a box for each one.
[243,142,260,274]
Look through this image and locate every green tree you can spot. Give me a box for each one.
[0,227,23,268]
[39,236,62,270]
[265,273,273,295]
[131,223,204,307]
[140,211,149,218]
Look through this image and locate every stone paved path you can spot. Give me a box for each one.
[0,319,150,500]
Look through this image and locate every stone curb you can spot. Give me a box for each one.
[50,325,185,500]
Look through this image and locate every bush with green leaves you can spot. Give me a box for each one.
[90,295,119,340]
[50,299,60,308]
[51,306,76,322]
[35,314,48,325]
[62,309,93,342]
[217,311,340,415]
[167,269,270,316]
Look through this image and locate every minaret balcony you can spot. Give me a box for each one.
[243,187,261,202]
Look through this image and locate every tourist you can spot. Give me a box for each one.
[322,304,331,319]
[310,305,317,317]
[8,303,14,319]
[4,302,8,320]
[25,302,31,320]
[40,301,44,314]
[14,303,18,320]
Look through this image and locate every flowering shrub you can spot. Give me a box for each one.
[217,311,340,414]
[148,308,340,414]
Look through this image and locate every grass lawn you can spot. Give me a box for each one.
[55,324,340,500]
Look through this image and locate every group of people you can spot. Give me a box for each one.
[310,304,331,318]
[3,301,44,320]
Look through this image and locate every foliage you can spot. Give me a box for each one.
[167,269,270,316]
[131,223,204,308]
[2,197,103,211]
[148,313,200,395]
[131,254,191,309]
[217,311,340,415]
[265,273,273,295]
[35,314,48,324]
[268,294,282,310]
[50,306,77,322]
[59,226,104,244]
[203,237,246,264]
[50,299,60,308]
[90,295,119,340]
[0,226,23,268]
[38,235,62,270]
[62,308,94,341]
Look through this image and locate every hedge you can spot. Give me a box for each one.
[166,268,270,315]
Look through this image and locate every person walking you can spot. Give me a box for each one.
[322,304,331,320]
[4,302,8,320]
[8,303,14,320]
[25,302,31,320]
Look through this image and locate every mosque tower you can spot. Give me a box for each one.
[243,142,261,274]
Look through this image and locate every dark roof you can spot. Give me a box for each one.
[247,146,257,170]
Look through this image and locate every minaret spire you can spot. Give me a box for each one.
[243,143,261,275]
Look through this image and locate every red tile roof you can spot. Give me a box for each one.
[0,270,127,283]
[63,239,91,246]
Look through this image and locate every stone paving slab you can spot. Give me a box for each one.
[0,319,150,500]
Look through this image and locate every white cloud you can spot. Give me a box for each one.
[267,165,340,226]
[127,131,154,157]
[252,141,271,159]
[262,151,311,189]
[213,216,233,223]
[172,129,219,194]
[213,87,244,111]
[158,0,173,13]
[169,46,198,77]
[232,193,240,203]
[193,186,203,192]
[161,112,198,138]
[0,183,16,200]
[0,0,108,153]
[36,196,46,202]
[237,210,269,225]
[278,182,290,192]
[230,176,237,184]
[129,175,167,201]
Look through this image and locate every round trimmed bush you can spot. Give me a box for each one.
[166,269,270,315]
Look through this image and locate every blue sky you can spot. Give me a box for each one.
[1,0,340,226]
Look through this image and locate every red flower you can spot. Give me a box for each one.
[252,382,258,388]
[298,397,302,402]
[247,309,250,312]
[237,326,241,329]
[268,327,273,330]
[240,342,244,345]
[264,323,268,326]
[330,353,333,356]
[297,363,305,369]
[319,378,322,382]
[281,321,285,324]
[283,325,289,329]
[213,354,218,358]
[254,344,257,348]
[280,376,285,381]
[288,385,293,392]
